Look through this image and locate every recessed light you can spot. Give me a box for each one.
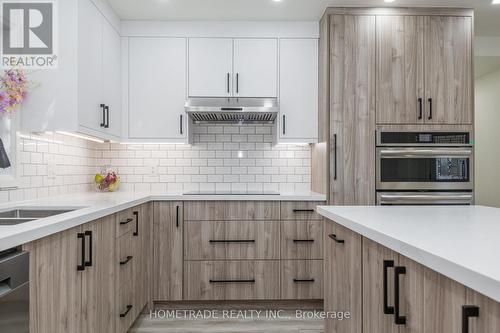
[493,0,500,4]
[273,0,282,2]
[384,0,396,2]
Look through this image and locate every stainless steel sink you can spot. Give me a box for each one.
[0,209,77,226]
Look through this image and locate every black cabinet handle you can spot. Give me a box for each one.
[77,233,85,271]
[236,73,239,93]
[292,209,315,213]
[329,234,344,244]
[209,240,255,243]
[293,239,314,243]
[120,218,133,225]
[84,231,92,267]
[100,104,105,127]
[293,278,315,283]
[120,305,133,318]
[104,105,109,128]
[209,279,255,283]
[462,305,479,333]
[394,266,407,325]
[176,205,180,228]
[333,133,338,180]
[418,98,423,120]
[227,73,230,93]
[282,115,286,135]
[133,211,139,236]
[383,260,395,314]
[428,98,433,120]
[180,115,183,135]
[119,256,133,266]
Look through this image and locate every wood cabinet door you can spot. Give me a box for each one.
[466,289,500,333]
[188,38,233,97]
[153,202,183,300]
[423,266,466,332]
[324,220,362,333]
[329,14,376,205]
[398,255,425,333]
[376,16,424,124]
[23,226,83,333]
[424,16,473,125]
[128,37,187,140]
[81,215,116,333]
[131,205,149,315]
[362,238,399,333]
[233,38,278,98]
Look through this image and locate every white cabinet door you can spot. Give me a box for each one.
[102,20,122,138]
[233,39,278,97]
[129,38,187,140]
[279,39,318,143]
[78,0,103,132]
[188,38,233,97]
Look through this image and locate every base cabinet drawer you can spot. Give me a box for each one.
[184,201,280,221]
[116,209,136,238]
[281,260,323,300]
[116,232,134,290]
[184,260,280,300]
[184,221,280,260]
[281,220,323,259]
[280,201,324,220]
[116,282,134,333]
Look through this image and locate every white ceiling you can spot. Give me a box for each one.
[107,0,500,36]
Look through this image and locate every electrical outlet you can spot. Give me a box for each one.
[150,166,158,176]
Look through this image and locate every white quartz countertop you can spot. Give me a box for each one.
[0,191,326,251]
[317,205,500,303]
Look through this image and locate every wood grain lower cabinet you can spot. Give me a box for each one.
[23,226,83,333]
[323,220,362,333]
[466,289,500,333]
[183,201,280,221]
[184,220,280,260]
[153,201,183,301]
[281,260,323,300]
[184,260,280,300]
[131,205,149,315]
[281,220,323,260]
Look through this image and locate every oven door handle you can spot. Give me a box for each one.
[378,193,473,205]
[379,148,473,158]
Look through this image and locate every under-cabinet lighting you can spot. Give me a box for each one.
[56,131,105,143]
[18,133,63,145]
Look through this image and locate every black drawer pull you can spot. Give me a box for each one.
[209,279,255,283]
[293,278,315,283]
[100,104,106,127]
[209,240,255,243]
[428,98,433,120]
[77,233,85,271]
[462,305,479,333]
[120,218,133,225]
[329,234,345,244]
[119,256,133,266]
[418,97,423,120]
[394,266,406,325]
[383,260,395,314]
[133,211,139,236]
[292,209,315,213]
[293,239,315,243]
[84,231,92,267]
[120,305,133,318]
[176,205,180,228]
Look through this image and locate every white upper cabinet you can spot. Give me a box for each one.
[233,39,278,97]
[188,38,233,97]
[279,38,318,143]
[128,38,187,141]
[188,38,278,98]
[21,0,122,141]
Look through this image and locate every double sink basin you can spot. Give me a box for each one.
[0,209,78,226]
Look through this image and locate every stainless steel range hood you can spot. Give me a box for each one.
[185,98,279,124]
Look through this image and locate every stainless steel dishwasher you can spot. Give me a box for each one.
[0,249,29,333]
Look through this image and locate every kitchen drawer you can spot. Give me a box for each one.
[116,209,136,238]
[116,232,134,289]
[281,260,323,300]
[281,220,323,259]
[184,201,280,221]
[116,281,134,333]
[184,260,280,300]
[280,201,324,220]
[184,221,280,260]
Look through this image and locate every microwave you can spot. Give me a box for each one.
[376,131,473,191]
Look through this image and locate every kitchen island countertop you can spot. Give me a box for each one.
[317,205,500,303]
